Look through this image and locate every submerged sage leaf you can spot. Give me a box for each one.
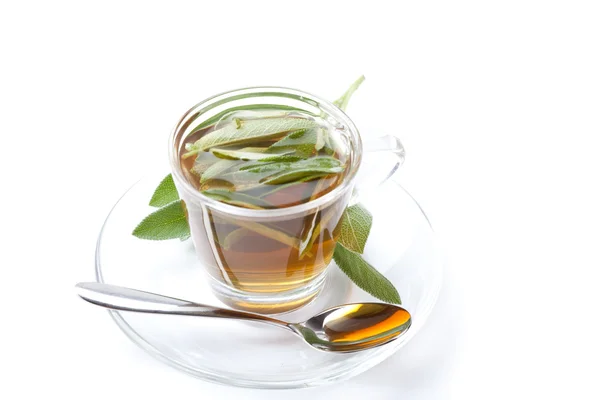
[188,105,304,135]
[257,175,323,198]
[267,127,334,158]
[267,128,318,157]
[191,152,217,177]
[298,204,339,259]
[315,128,326,151]
[256,154,305,163]
[216,156,344,189]
[221,227,251,250]
[262,170,335,185]
[212,214,302,250]
[211,147,292,161]
[185,117,319,156]
[260,157,344,185]
[200,159,242,184]
[201,189,273,209]
[298,211,320,257]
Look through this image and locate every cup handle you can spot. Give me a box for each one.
[350,135,406,205]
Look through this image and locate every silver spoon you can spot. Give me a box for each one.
[75,282,411,353]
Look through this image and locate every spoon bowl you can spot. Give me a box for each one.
[295,303,411,352]
[76,282,411,353]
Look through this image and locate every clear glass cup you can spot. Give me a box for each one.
[169,87,404,313]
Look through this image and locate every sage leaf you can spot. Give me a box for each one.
[200,159,242,184]
[258,176,322,198]
[149,174,179,207]
[221,227,251,250]
[212,215,302,251]
[321,129,335,156]
[208,163,275,190]
[239,156,342,179]
[333,244,401,304]
[257,154,305,163]
[201,189,273,209]
[132,200,190,240]
[333,75,365,111]
[191,152,217,177]
[211,147,293,161]
[263,170,335,185]
[185,117,319,156]
[315,128,326,151]
[338,204,373,253]
[298,205,338,259]
[188,104,304,135]
[267,128,318,157]
[261,157,344,185]
[217,156,343,189]
[298,212,319,256]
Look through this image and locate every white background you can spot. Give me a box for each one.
[1,1,599,399]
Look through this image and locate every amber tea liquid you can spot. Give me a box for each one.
[207,185,346,292]
[179,111,351,312]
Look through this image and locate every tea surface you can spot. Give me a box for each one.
[180,111,349,208]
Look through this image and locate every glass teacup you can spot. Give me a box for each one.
[169,87,404,313]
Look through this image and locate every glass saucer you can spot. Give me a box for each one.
[95,173,443,389]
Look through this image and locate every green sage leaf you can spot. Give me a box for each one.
[333,75,365,111]
[149,174,179,207]
[188,104,304,135]
[215,156,343,190]
[338,204,373,253]
[186,117,319,156]
[190,151,218,177]
[333,244,401,304]
[132,200,190,240]
[257,176,322,198]
[201,189,273,209]
[241,156,342,179]
[260,157,344,185]
[211,147,293,161]
[267,128,318,157]
[200,159,242,184]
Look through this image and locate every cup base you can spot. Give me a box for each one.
[208,269,328,314]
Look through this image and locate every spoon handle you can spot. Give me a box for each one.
[75,282,292,330]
